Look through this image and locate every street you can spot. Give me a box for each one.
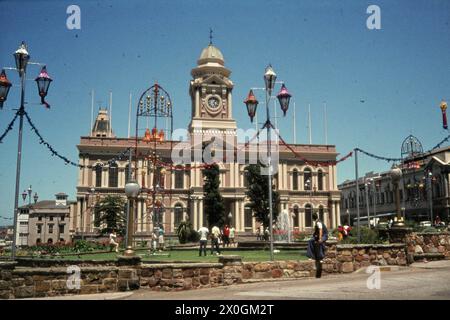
[125,261,450,300]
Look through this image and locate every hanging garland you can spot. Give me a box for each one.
[24,111,131,169]
[356,131,450,163]
[269,122,353,166]
[0,109,20,144]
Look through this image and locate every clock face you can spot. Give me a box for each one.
[207,97,220,109]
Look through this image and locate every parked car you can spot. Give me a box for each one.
[419,221,432,227]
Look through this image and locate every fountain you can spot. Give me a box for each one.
[275,209,293,243]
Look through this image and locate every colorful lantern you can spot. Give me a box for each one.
[244,89,258,123]
[0,70,12,109]
[441,100,448,130]
[35,66,52,108]
[277,83,292,116]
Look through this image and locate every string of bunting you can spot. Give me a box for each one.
[24,111,131,169]
[269,122,353,166]
[430,132,450,151]
[355,148,402,162]
[0,109,20,144]
[356,132,450,163]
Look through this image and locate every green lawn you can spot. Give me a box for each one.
[10,249,308,262]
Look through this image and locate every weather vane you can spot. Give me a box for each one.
[209,28,213,45]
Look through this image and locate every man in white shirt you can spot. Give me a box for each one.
[210,225,221,255]
[229,226,236,247]
[198,226,209,256]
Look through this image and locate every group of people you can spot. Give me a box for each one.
[255,225,270,241]
[108,225,165,254]
[197,224,236,256]
[337,224,352,241]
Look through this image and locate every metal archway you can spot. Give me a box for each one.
[134,82,174,233]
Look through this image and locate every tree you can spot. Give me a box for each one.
[245,163,280,238]
[94,195,127,236]
[202,163,225,228]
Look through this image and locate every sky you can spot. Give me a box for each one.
[0,0,449,224]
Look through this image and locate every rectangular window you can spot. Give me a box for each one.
[38,216,42,221]
[61,216,65,222]
[49,216,53,221]
[48,224,53,234]
[37,225,42,234]
[59,225,64,234]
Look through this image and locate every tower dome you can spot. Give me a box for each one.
[197,44,224,66]
[191,44,230,78]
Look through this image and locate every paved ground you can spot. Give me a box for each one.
[126,260,450,300]
[29,260,450,300]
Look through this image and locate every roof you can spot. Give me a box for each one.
[198,44,224,65]
[19,200,76,210]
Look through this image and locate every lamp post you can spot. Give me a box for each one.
[389,166,404,227]
[1,42,53,260]
[21,185,38,206]
[364,180,370,228]
[426,171,434,223]
[244,65,292,261]
[124,179,140,256]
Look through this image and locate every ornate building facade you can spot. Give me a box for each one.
[339,139,450,225]
[71,43,342,239]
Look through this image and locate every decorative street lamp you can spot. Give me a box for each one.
[35,66,52,108]
[389,166,405,227]
[244,65,292,261]
[33,192,39,204]
[124,179,140,256]
[1,42,53,260]
[244,90,258,123]
[0,70,12,109]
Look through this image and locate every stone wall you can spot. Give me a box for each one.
[323,243,408,273]
[405,232,450,260]
[241,261,315,280]
[0,243,413,299]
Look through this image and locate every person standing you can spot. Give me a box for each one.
[223,225,230,248]
[198,226,209,256]
[157,225,165,252]
[229,226,236,247]
[109,230,119,253]
[210,225,221,255]
[306,213,328,278]
[150,230,158,254]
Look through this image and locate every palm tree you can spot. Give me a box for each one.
[94,195,127,236]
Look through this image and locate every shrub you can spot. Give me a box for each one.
[177,221,199,244]
[340,226,384,244]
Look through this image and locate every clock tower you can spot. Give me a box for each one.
[188,43,237,137]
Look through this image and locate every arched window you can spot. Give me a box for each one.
[292,169,299,190]
[174,204,184,228]
[174,169,184,189]
[36,238,41,245]
[318,170,324,191]
[293,205,299,228]
[125,164,131,184]
[243,170,249,188]
[108,163,118,187]
[305,204,313,227]
[304,168,312,191]
[47,238,53,244]
[95,165,102,187]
